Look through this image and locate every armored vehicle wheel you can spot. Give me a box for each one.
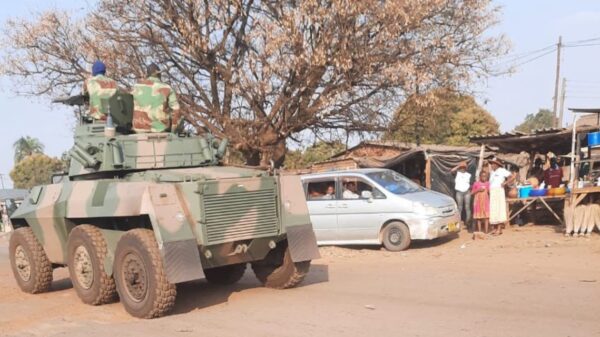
[9,227,53,294]
[251,243,310,289]
[381,221,411,251]
[113,229,176,318]
[67,225,116,305]
[204,263,247,285]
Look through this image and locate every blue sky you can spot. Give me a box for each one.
[1,0,600,187]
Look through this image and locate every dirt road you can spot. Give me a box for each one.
[1,226,599,337]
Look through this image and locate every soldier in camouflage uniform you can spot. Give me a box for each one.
[83,60,118,120]
[132,63,181,133]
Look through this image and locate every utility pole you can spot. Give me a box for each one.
[558,78,567,128]
[552,36,562,128]
[0,174,5,190]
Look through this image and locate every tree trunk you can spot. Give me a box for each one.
[259,140,286,168]
[242,150,261,167]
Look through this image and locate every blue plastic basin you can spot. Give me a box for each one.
[588,131,600,148]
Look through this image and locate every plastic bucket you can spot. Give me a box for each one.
[518,186,532,198]
[588,131,600,148]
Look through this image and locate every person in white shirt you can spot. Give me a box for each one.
[321,185,335,200]
[451,161,472,228]
[342,181,359,199]
[488,158,514,235]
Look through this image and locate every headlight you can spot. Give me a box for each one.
[413,202,438,216]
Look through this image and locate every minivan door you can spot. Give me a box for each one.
[304,178,338,242]
[336,176,386,241]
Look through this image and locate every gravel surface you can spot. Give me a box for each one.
[0,226,599,337]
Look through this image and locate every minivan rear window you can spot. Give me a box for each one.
[366,170,423,195]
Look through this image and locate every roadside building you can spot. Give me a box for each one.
[0,189,28,232]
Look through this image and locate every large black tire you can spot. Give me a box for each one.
[9,227,53,294]
[381,221,411,251]
[251,244,310,289]
[204,263,247,285]
[113,229,176,319]
[67,225,117,305]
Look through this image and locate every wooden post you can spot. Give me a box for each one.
[425,155,431,189]
[477,143,485,178]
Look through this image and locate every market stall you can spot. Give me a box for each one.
[565,109,600,236]
[469,126,598,227]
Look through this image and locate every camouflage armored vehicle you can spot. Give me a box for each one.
[9,93,319,318]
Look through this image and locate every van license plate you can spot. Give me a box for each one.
[448,222,458,232]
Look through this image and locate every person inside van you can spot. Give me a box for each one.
[322,185,335,199]
[343,181,359,199]
[308,186,323,200]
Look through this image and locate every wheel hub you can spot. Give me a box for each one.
[122,253,148,303]
[389,228,402,244]
[14,245,31,282]
[74,245,94,290]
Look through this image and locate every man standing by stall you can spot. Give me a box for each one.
[451,161,472,229]
[489,159,514,235]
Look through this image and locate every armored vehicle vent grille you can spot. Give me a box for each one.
[203,189,279,244]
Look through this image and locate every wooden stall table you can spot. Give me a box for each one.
[506,195,566,225]
[569,186,600,209]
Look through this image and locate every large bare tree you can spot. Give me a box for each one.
[1,0,507,165]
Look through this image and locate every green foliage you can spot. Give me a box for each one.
[384,90,500,146]
[284,142,346,169]
[13,136,44,163]
[9,153,64,189]
[514,109,555,133]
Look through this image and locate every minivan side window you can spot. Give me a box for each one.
[340,176,385,200]
[305,179,337,201]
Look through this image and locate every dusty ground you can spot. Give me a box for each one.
[0,226,599,337]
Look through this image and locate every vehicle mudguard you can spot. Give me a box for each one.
[141,184,205,283]
[278,174,321,262]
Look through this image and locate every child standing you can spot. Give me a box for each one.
[471,171,490,233]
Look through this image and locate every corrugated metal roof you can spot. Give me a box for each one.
[0,189,28,201]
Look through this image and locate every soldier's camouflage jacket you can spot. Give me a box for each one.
[132,76,181,133]
[83,75,118,120]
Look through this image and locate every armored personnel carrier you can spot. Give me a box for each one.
[9,93,319,318]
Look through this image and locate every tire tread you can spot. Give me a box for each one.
[9,227,53,294]
[67,225,116,305]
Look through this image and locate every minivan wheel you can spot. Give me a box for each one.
[381,222,411,251]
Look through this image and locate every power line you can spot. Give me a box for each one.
[567,95,600,99]
[568,80,600,84]
[511,48,556,68]
[495,44,556,62]
[564,43,600,48]
[493,45,556,65]
[564,36,600,45]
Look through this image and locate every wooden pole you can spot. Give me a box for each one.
[552,36,562,128]
[558,78,567,128]
[570,114,578,189]
[425,155,431,189]
[477,144,485,178]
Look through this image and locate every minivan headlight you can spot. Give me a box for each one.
[413,202,438,216]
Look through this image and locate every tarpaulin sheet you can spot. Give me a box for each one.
[429,154,479,197]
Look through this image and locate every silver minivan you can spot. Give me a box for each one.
[301,168,460,251]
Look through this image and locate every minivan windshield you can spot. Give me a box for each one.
[366,170,423,195]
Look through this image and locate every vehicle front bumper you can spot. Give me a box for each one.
[407,214,461,240]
